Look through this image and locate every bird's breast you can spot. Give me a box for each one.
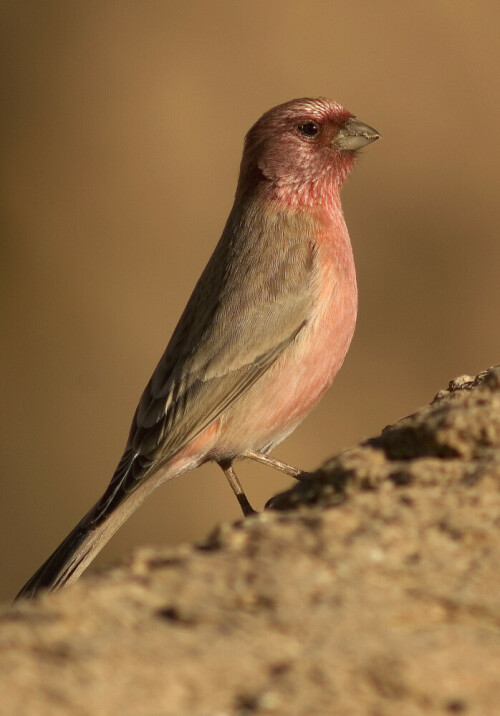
[215,220,358,456]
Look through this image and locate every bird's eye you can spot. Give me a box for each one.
[298,122,320,138]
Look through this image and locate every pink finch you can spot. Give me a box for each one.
[17,97,379,599]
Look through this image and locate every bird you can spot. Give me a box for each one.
[16,97,379,599]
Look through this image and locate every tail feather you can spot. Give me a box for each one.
[15,452,158,601]
[15,519,98,599]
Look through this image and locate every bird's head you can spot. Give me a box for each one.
[237,97,379,207]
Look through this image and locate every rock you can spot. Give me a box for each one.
[2,367,500,715]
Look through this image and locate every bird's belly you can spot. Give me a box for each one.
[214,263,357,457]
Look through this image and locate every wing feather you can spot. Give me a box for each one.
[110,202,317,505]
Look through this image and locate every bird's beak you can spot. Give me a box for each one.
[332,118,380,151]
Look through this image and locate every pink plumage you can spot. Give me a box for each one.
[16,97,379,599]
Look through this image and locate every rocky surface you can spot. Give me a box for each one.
[2,367,500,715]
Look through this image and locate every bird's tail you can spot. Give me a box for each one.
[15,451,157,600]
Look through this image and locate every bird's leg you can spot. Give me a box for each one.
[242,449,306,481]
[218,460,256,517]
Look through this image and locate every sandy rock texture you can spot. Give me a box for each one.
[2,367,500,716]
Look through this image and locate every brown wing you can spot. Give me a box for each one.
[93,203,317,519]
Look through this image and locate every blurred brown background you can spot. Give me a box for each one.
[1,1,499,603]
